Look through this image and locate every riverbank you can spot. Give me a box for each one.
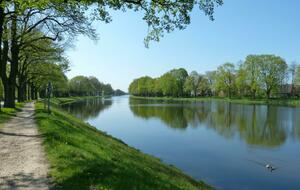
[0,103,24,127]
[50,96,103,105]
[35,101,212,190]
[131,96,300,107]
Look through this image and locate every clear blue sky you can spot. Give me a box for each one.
[66,0,300,92]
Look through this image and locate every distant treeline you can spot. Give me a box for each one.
[129,54,300,99]
[53,75,125,97]
[0,74,126,102]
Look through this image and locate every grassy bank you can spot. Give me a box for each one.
[50,96,102,105]
[35,102,212,190]
[131,96,300,107]
[0,103,24,127]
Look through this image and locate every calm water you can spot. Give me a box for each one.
[62,96,300,190]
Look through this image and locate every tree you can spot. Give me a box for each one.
[198,76,209,96]
[88,77,102,96]
[159,73,178,97]
[114,89,126,96]
[17,33,66,102]
[244,55,263,98]
[184,71,201,97]
[69,76,93,96]
[30,63,68,99]
[289,61,298,96]
[128,79,139,96]
[205,71,217,96]
[102,84,114,96]
[258,55,287,98]
[215,63,235,98]
[235,64,248,97]
[0,80,3,109]
[296,65,300,85]
[169,68,188,97]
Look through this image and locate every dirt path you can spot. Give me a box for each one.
[0,102,50,190]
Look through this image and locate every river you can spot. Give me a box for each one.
[62,96,300,190]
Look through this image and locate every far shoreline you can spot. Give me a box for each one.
[130,95,300,107]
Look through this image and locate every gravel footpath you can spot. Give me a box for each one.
[0,102,50,190]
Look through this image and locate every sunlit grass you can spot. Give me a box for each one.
[0,103,24,127]
[50,96,102,105]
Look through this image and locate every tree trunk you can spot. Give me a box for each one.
[17,85,21,102]
[266,89,271,99]
[0,6,6,107]
[31,83,35,100]
[34,87,38,100]
[17,82,26,102]
[24,84,27,101]
[27,83,31,100]
[252,90,256,99]
[3,80,15,108]
[3,9,19,108]
[228,87,231,99]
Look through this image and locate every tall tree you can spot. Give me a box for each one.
[244,55,261,98]
[235,64,248,97]
[160,73,178,97]
[296,65,300,85]
[184,71,201,97]
[169,68,188,97]
[289,61,298,96]
[216,63,235,98]
[205,71,217,96]
[258,55,287,98]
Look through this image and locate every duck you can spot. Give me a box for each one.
[265,164,276,171]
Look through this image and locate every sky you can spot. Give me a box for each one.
[66,0,300,92]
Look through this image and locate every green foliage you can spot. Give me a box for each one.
[170,68,188,96]
[69,76,95,96]
[244,55,262,98]
[215,63,236,98]
[129,70,188,97]
[253,55,287,98]
[160,73,179,96]
[68,75,114,96]
[8,0,223,46]
[129,54,294,99]
[30,63,69,91]
[129,76,156,96]
[102,83,114,95]
[296,65,300,85]
[184,71,208,97]
[35,102,212,190]
[114,89,126,96]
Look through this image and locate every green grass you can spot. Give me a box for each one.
[0,103,25,127]
[131,96,300,107]
[50,96,101,105]
[35,102,212,190]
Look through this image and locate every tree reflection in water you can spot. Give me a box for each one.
[129,98,300,147]
[62,98,112,120]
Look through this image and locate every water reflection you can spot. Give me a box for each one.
[62,98,112,120]
[129,98,300,147]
